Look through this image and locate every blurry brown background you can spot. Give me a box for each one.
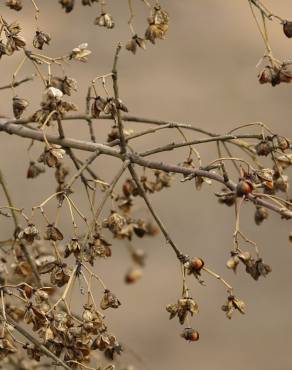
[1,1,292,369]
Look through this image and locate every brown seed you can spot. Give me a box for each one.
[190,258,204,272]
[236,180,253,197]
[255,140,273,156]
[181,328,199,342]
[283,21,292,38]
[125,268,142,284]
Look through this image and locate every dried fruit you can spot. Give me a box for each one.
[33,30,51,50]
[181,327,199,342]
[125,268,142,284]
[283,20,292,38]
[126,35,146,54]
[236,180,253,196]
[95,13,115,29]
[6,0,23,11]
[166,297,199,324]
[12,96,29,119]
[254,206,268,225]
[45,224,64,241]
[100,290,121,310]
[27,161,45,178]
[221,295,245,319]
[70,43,92,62]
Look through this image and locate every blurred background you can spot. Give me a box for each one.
[1,1,292,369]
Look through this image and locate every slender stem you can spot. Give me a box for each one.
[112,43,127,154]
[0,169,42,288]
[128,163,186,262]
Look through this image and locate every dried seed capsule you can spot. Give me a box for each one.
[181,328,199,342]
[190,258,204,272]
[254,207,268,225]
[226,254,240,272]
[59,0,75,13]
[100,290,121,310]
[45,224,63,241]
[6,0,23,11]
[126,35,146,54]
[275,136,290,151]
[12,96,29,119]
[255,140,273,156]
[33,30,51,50]
[283,20,292,38]
[125,268,143,284]
[27,161,45,179]
[258,66,278,85]
[236,180,253,197]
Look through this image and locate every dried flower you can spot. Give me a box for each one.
[33,30,51,50]
[222,295,245,319]
[145,5,169,44]
[59,0,75,12]
[239,254,272,280]
[126,35,146,54]
[95,13,115,29]
[5,21,26,54]
[226,253,240,273]
[27,161,45,179]
[216,188,235,207]
[91,96,107,118]
[50,263,70,287]
[6,0,23,11]
[43,86,63,103]
[274,135,290,151]
[18,223,40,244]
[64,238,81,258]
[35,254,57,274]
[258,64,292,86]
[70,43,92,62]
[45,224,64,241]
[38,145,65,168]
[0,335,17,359]
[12,96,29,119]
[100,290,121,310]
[103,211,127,237]
[82,0,99,5]
[254,206,268,225]
[50,76,77,96]
[166,297,199,324]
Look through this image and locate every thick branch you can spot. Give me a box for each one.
[0,119,121,158]
[1,119,291,219]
